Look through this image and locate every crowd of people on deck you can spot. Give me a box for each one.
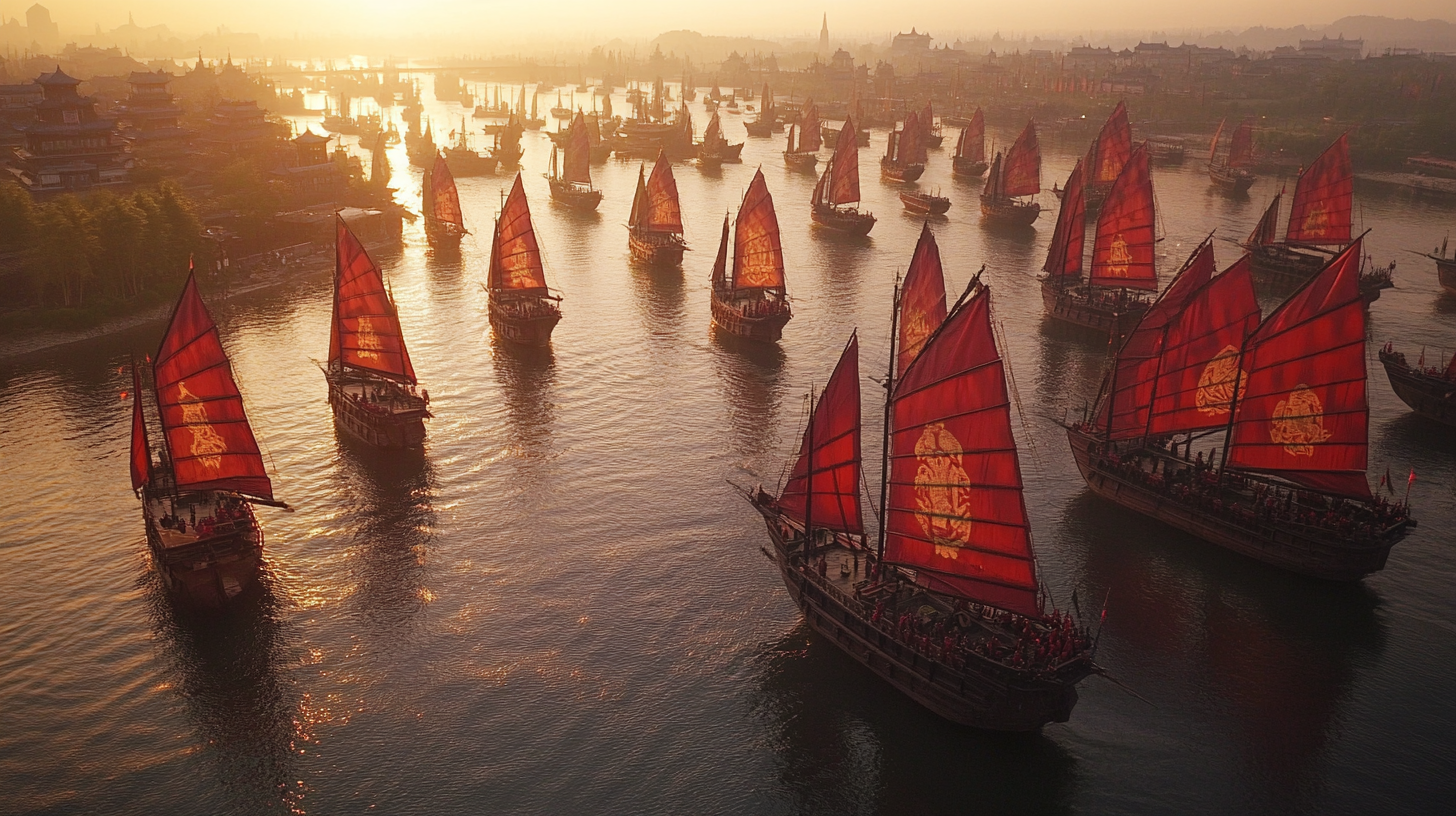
[157,497,249,539]
[1383,343,1456,382]
[1083,437,1409,541]
[494,296,559,320]
[732,295,788,319]
[347,383,428,415]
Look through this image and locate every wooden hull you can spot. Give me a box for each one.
[750,499,1089,731]
[548,179,603,211]
[489,296,561,346]
[744,119,775,137]
[326,372,428,450]
[1209,164,1256,194]
[142,489,264,610]
[926,133,944,148]
[811,204,876,236]
[784,151,818,170]
[880,160,925,182]
[899,192,951,215]
[442,150,499,177]
[952,158,988,178]
[1251,243,1390,304]
[628,229,687,266]
[424,219,464,249]
[1066,428,1411,581]
[1380,349,1456,427]
[1436,256,1456,295]
[1040,279,1148,339]
[710,291,791,342]
[980,197,1041,226]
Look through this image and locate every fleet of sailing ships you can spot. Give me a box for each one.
[122,83,1442,733]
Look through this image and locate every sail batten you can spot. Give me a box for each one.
[779,333,863,535]
[827,118,861,204]
[1093,101,1132,184]
[1001,120,1040,198]
[1089,144,1157,290]
[1285,133,1352,245]
[490,174,549,293]
[897,224,948,377]
[153,273,273,500]
[331,218,417,384]
[428,156,464,229]
[732,169,785,291]
[1227,118,1255,168]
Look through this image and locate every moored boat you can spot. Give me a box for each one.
[880,111,926,182]
[710,169,792,341]
[697,111,744,165]
[547,112,603,211]
[131,272,286,608]
[745,226,1095,729]
[487,174,563,345]
[783,99,821,170]
[628,150,688,266]
[1040,145,1156,337]
[1378,344,1456,427]
[899,189,950,216]
[1208,117,1257,193]
[919,101,943,148]
[745,82,777,136]
[327,217,431,449]
[1421,236,1456,294]
[443,117,499,176]
[979,120,1041,226]
[810,118,876,236]
[1067,237,1416,579]
[951,108,988,178]
[1146,135,1185,162]
[423,155,467,249]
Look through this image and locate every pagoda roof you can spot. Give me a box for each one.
[294,128,331,145]
[36,66,81,87]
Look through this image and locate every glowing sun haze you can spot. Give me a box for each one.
[23,0,1456,41]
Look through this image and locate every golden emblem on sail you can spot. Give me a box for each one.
[354,316,383,361]
[1107,234,1131,277]
[176,381,227,471]
[1195,345,1246,417]
[1270,385,1331,456]
[1302,203,1330,236]
[901,308,932,364]
[912,423,974,560]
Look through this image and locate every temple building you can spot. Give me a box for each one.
[201,98,285,157]
[6,66,131,194]
[117,70,189,160]
[269,128,347,204]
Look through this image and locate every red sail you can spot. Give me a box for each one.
[900,111,926,165]
[628,164,648,229]
[1285,133,1352,246]
[1001,120,1040,197]
[1089,145,1157,291]
[710,213,730,289]
[490,174,549,293]
[1208,118,1225,163]
[1248,191,1282,247]
[1097,241,1216,440]
[732,169,785,291]
[129,361,150,491]
[704,112,723,145]
[828,118,860,205]
[965,108,985,164]
[153,273,273,500]
[331,218,417,384]
[429,156,464,228]
[920,101,934,140]
[897,224,948,378]
[1226,239,1370,498]
[1227,118,1255,168]
[1042,159,1086,280]
[644,150,683,232]
[886,285,1038,617]
[565,112,591,185]
[1148,256,1262,436]
[800,101,821,152]
[1093,101,1132,185]
[778,333,863,535]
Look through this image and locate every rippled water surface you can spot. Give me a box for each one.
[3,90,1455,815]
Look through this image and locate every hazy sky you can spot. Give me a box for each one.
[12,1,1456,41]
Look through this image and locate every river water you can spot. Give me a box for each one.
[2,89,1454,815]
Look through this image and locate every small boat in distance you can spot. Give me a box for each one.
[919,101,943,148]
[745,82,776,136]
[547,112,603,211]
[711,169,792,341]
[424,155,467,249]
[132,270,286,607]
[744,226,1096,729]
[900,189,951,216]
[980,120,1041,226]
[951,108,988,178]
[327,217,431,449]
[1208,117,1257,193]
[697,111,744,165]
[1378,343,1456,427]
[881,111,926,182]
[628,150,688,266]
[1425,236,1456,294]
[1146,135,1185,163]
[487,174,562,346]
[783,99,821,170]
[810,118,876,236]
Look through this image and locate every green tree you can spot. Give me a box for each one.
[28,197,98,308]
[87,192,147,299]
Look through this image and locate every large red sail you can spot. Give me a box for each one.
[1226,239,1370,498]
[1042,159,1086,280]
[490,174,549,293]
[778,333,863,535]
[732,169,785,291]
[901,111,926,164]
[920,101,934,141]
[1285,133,1352,246]
[564,112,591,185]
[1147,256,1261,436]
[1089,145,1157,291]
[331,217,417,384]
[429,156,463,228]
[885,285,1038,617]
[1248,192,1282,247]
[1208,118,1226,163]
[129,361,150,491]
[828,118,860,205]
[1097,241,1216,440]
[644,150,683,232]
[1093,101,1132,185]
[1001,120,1040,197]
[1227,118,1255,168]
[897,224,948,378]
[153,273,273,500]
[799,101,821,152]
[965,108,985,164]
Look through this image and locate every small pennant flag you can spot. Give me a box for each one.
[1409,468,1417,487]
[119,391,128,401]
